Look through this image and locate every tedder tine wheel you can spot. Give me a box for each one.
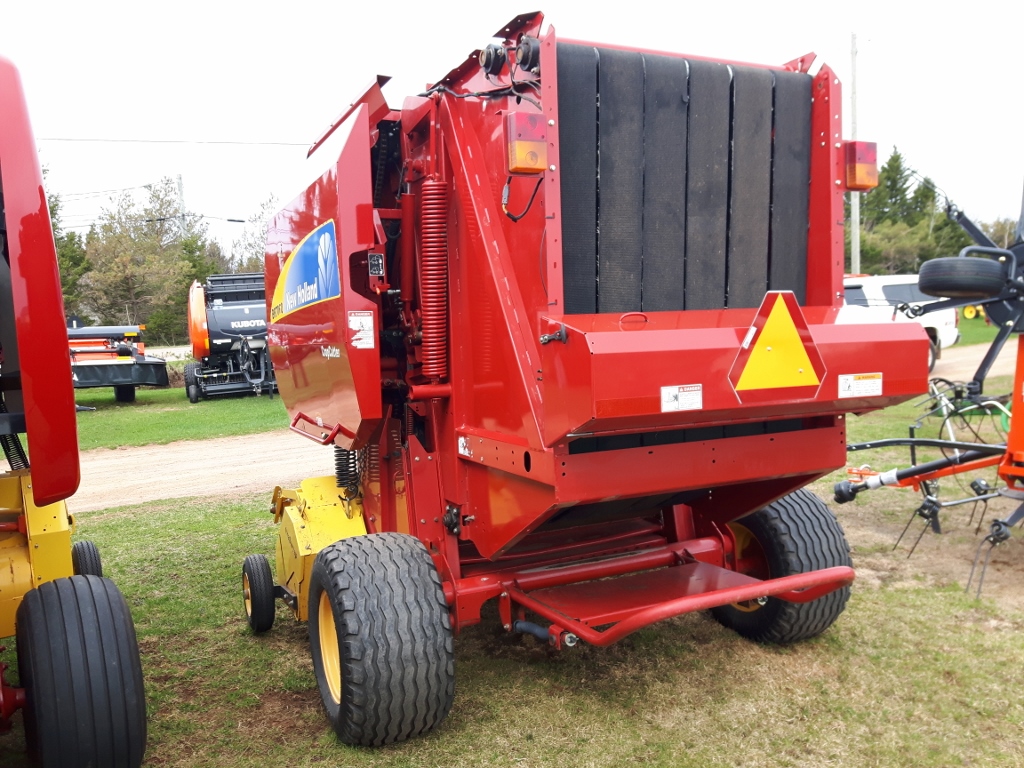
[308,533,455,746]
[711,488,852,644]
[242,554,276,633]
[71,540,103,577]
[16,576,147,768]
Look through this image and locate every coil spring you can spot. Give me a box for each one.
[404,404,415,446]
[419,180,449,380]
[334,446,361,496]
[365,441,380,484]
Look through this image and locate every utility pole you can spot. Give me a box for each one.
[850,33,861,274]
[177,174,187,237]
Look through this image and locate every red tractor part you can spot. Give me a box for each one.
[247,13,925,746]
[0,55,147,765]
[68,324,169,403]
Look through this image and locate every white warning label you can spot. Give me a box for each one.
[661,384,702,412]
[348,311,375,349]
[838,372,883,398]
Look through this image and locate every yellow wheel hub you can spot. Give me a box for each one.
[243,573,252,617]
[318,591,342,704]
[728,521,769,613]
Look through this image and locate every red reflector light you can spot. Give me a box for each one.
[845,141,878,190]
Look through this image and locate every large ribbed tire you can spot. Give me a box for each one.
[919,256,1005,299]
[16,576,147,768]
[308,533,455,746]
[114,384,136,403]
[711,489,852,644]
[242,554,275,633]
[71,540,103,577]
[183,361,199,389]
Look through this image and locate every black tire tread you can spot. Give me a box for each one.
[712,488,851,643]
[114,384,136,404]
[183,361,200,388]
[16,576,147,768]
[309,533,454,746]
[918,256,1005,299]
[71,540,103,577]
[242,554,276,633]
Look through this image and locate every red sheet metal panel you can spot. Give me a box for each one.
[0,56,79,505]
[266,104,382,450]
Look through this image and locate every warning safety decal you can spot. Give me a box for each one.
[838,373,882,398]
[729,291,826,403]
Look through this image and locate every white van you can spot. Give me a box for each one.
[837,274,960,371]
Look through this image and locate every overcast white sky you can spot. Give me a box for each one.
[5,1,1023,255]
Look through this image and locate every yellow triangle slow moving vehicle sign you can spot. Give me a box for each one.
[729,291,826,403]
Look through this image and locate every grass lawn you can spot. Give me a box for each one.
[0,373,1021,766]
[957,313,1000,347]
[74,386,288,451]
[1,488,1022,767]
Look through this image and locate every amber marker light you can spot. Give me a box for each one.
[845,141,878,190]
[506,111,547,174]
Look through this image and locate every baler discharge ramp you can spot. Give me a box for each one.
[243,12,927,746]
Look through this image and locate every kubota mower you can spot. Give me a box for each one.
[0,56,147,765]
[242,13,927,746]
[186,272,276,402]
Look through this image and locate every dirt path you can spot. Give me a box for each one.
[933,337,1016,380]
[69,430,334,514]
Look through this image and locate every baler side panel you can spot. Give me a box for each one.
[266,104,382,449]
[0,56,79,506]
[806,65,845,309]
[439,100,545,444]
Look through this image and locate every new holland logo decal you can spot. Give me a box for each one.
[270,220,341,322]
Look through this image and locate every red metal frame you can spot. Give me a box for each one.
[0,56,79,506]
[265,16,928,641]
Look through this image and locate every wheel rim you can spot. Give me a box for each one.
[318,591,342,704]
[728,521,770,613]
[243,573,253,617]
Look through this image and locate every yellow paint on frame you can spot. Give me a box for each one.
[736,295,820,391]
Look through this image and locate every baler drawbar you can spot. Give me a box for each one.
[242,12,928,746]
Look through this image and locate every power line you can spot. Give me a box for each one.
[38,137,305,147]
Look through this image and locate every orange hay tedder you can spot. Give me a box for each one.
[241,12,928,745]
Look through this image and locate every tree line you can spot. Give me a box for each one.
[849,148,1017,274]
[49,177,274,345]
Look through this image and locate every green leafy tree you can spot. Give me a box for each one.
[45,179,91,317]
[849,150,971,274]
[81,178,222,344]
[861,148,912,230]
[230,195,278,274]
[982,218,1019,248]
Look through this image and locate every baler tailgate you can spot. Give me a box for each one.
[507,563,855,647]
